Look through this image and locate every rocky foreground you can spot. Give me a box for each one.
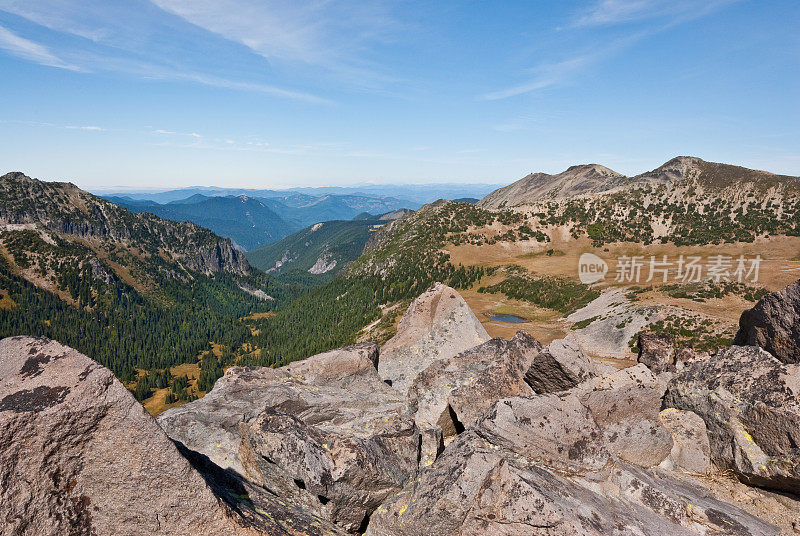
[2,281,800,535]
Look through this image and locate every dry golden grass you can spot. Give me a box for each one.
[142,361,204,417]
[447,234,800,351]
[243,311,275,320]
[0,289,16,310]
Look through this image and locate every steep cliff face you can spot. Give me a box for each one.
[0,172,250,276]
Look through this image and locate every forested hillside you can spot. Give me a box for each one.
[246,210,412,277]
[0,172,281,395]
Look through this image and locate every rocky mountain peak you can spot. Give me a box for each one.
[478,156,800,209]
[563,163,624,177]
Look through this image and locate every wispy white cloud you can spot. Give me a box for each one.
[148,0,401,83]
[66,125,104,131]
[484,0,738,100]
[0,24,80,70]
[168,71,332,104]
[570,0,739,28]
[0,1,333,102]
[482,55,593,100]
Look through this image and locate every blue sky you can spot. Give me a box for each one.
[0,0,798,190]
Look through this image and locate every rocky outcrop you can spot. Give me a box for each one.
[407,332,541,454]
[664,345,800,493]
[368,394,779,536]
[674,346,710,368]
[637,332,675,373]
[0,336,342,536]
[378,283,491,394]
[658,408,711,474]
[242,408,415,533]
[525,335,597,393]
[575,364,674,467]
[159,342,398,474]
[159,342,417,533]
[190,239,252,275]
[734,278,800,364]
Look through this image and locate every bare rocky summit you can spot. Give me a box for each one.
[479,163,626,208]
[478,156,800,211]
[4,280,800,535]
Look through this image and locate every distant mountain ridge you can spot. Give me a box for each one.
[246,209,412,277]
[479,156,800,209]
[107,191,416,250]
[0,171,278,382]
[96,182,503,206]
[1,172,249,274]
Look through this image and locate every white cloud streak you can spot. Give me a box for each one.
[482,55,593,100]
[0,24,80,70]
[571,0,739,28]
[148,0,400,81]
[484,0,737,100]
[0,1,333,102]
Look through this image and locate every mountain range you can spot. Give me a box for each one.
[480,156,800,208]
[96,182,503,206]
[107,192,417,251]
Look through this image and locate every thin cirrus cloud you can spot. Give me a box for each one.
[149,0,399,73]
[0,0,346,102]
[570,0,739,28]
[483,0,738,100]
[0,24,79,70]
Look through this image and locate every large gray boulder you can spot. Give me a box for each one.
[378,283,491,394]
[474,394,611,475]
[159,342,418,533]
[159,342,391,476]
[664,345,800,493]
[524,334,597,393]
[241,409,416,533]
[367,394,779,536]
[407,331,541,453]
[658,408,711,474]
[0,336,341,536]
[575,364,674,467]
[637,332,676,373]
[734,278,800,363]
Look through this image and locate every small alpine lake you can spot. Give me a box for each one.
[490,313,527,323]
